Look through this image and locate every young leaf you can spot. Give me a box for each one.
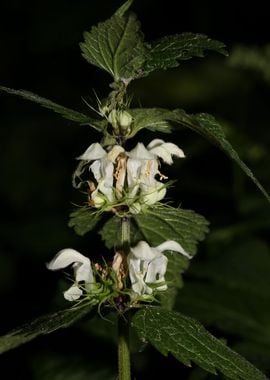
[0,305,92,354]
[144,33,227,75]
[128,108,174,137]
[68,207,102,236]
[134,207,209,255]
[80,2,146,82]
[134,207,209,309]
[132,307,268,380]
[0,86,104,130]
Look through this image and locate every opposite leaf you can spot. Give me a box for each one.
[134,207,209,256]
[144,33,228,75]
[0,305,92,354]
[132,307,268,380]
[0,86,104,130]
[68,207,102,236]
[80,2,145,82]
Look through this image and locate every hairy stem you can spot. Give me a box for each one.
[117,216,131,380]
[118,315,131,380]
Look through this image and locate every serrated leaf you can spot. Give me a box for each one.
[144,33,227,75]
[80,3,146,81]
[0,305,92,354]
[134,207,209,256]
[128,108,174,137]
[98,216,143,249]
[180,112,270,203]
[68,207,102,236]
[132,307,268,380]
[134,207,209,309]
[0,86,104,130]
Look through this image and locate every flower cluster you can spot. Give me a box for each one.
[74,139,185,214]
[48,123,189,308]
[47,240,191,303]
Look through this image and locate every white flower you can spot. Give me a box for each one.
[78,143,124,206]
[127,140,184,208]
[127,240,191,295]
[47,248,94,301]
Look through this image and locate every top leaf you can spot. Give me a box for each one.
[80,1,146,82]
[144,33,228,75]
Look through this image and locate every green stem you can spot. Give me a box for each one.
[121,216,130,254]
[118,315,131,380]
[117,216,131,380]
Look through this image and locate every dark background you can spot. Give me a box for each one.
[0,1,270,379]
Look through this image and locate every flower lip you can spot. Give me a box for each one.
[47,248,94,301]
[77,143,106,161]
[128,240,191,296]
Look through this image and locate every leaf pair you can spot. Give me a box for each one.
[80,0,227,83]
[0,304,267,380]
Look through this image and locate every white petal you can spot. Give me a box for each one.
[64,285,83,301]
[72,260,93,284]
[127,158,142,187]
[77,143,106,161]
[147,139,165,149]
[148,145,173,164]
[127,256,152,295]
[162,142,185,158]
[90,160,102,181]
[128,143,155,160]
[47,248,90,271]
[148,140,185,164]
[145,255,168,284]
[156,240,192,259]
[130,241,157,260]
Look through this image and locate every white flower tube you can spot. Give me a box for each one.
[127,140,184,209]
[78,143,125,207]
[127,240,191,295]
[47,248,94,301]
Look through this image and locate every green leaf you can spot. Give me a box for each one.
[134,207,209,256]
[144,33,227,75]
[0,305,92,354]
[80,3,146,81]
[132,307,268,380]
[0,86,104,130]
[134,207,209,309]
[68,207,102,236]
[128,108,174,137]
[98,216,143,249]
[184,112,270,203]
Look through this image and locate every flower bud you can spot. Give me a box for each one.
[118,110,133,129]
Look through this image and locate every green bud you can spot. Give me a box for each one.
[118,110,133,129]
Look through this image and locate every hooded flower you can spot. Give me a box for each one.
[127,240,191,295]
[75,139,184,212]
[127,140,185,209]
[47,248,94,301]
[78,143,125,207]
